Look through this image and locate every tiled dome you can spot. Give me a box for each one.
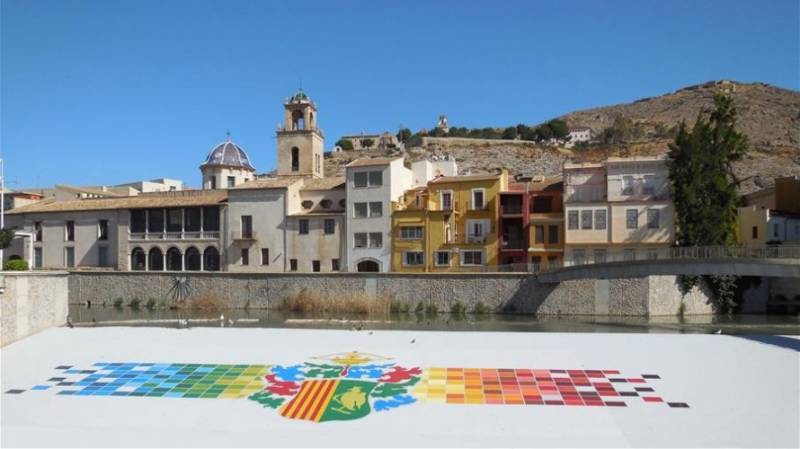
[201,140,255,171]
[289,89,311,103]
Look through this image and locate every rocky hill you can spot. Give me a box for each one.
[325,80,800,194]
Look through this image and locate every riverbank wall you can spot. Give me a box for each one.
[66,271,725,316]
[1,271,69,346]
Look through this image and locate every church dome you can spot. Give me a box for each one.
[289,89,311,103]
[201,139,255,171]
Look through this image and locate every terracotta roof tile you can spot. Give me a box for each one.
[8,190,228,214]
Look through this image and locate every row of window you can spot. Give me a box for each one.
[570,248,660,265]
[353,232,383,249]
[567,208,660,231]
[239,216,337,236]
[533,224,560,244]
[353,202,383,218]
[131,246,220,271]
[353,171,383,188]
[237,247,340,272]
[208,175,248,189]
[401,250,485,267]
[620,175,658,195]
[33,220,109,243]
[130,207,220,234]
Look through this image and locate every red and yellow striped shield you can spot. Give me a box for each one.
[279,379,339,422]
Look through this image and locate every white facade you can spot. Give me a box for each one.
[410,157,458,187]
[345,158,412,272]
[564,157,674,265]
[565,127,592,148]
[767,214,800,243]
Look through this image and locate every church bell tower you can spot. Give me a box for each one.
[276,89,324,178]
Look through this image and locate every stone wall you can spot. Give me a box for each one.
[67,271,720,317]
[1,272,69,346]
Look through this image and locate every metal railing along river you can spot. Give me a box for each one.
[462,245,800,274]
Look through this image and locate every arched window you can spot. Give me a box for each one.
[291,147,300,171]
[185,247,201,271]
[356,259,380,272]
[131,247,146,271]
[148,247,164,271]
[166,247,182,271]
[292,110,305,130]
[203,247,220,271]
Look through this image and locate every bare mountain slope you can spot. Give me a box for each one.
[325,80,799,194]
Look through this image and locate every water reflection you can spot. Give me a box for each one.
[68,305,800,335]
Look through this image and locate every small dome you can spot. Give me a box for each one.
[201,140,255,171]
[290,89,310,103]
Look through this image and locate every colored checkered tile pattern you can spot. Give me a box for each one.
[412,368,688,408]
[8,363,268,399]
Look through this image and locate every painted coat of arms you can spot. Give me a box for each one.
[249,352,420,422]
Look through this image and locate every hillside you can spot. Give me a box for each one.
[325,80,800,194]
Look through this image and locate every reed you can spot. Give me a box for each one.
[278,288,392,315]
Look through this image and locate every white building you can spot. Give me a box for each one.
[345,157,412,272]
[410,156,458,187]
[565,126,592,148]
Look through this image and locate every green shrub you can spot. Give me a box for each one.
[471,302,490,315]
[3,259,28,271]
[450,301,466,316]
[113,298,124,309]
[424,303,438,316]
[391,300,410,314]
[145,298,157,310]
[414,301,425,314]
[128,298,141,310]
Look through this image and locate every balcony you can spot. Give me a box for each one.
[565,186,607,203]
[466,234,487,244]
[233,231,258,243]
[500,204,523,215]
[129,231,220,241]
[501,238,525,250]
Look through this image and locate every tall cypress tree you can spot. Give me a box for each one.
[667,94,749,311]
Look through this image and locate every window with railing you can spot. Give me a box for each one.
[403,251,424,266]
[440,191,453,210]
[471,189,485,210]
[399,226,423,239]
[241,215,253,238]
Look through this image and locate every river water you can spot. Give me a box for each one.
[69,305,800,335]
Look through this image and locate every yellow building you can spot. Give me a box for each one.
[391,171,508,271]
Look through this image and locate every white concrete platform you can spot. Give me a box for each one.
[2,327,798,448]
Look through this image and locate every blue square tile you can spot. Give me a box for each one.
[58,390,77,395]
[32,385,51,391]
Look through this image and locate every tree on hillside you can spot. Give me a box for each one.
[396,128,412,143]
[547,119,570,140]
[335,138,354,151]
[667,94,749,312]
[501,127,518,140]
[599,115,643,144]
[360,138,375,149]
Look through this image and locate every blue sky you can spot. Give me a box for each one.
[1,0,798,189]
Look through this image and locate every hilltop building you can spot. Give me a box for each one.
[339,132,402,151]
